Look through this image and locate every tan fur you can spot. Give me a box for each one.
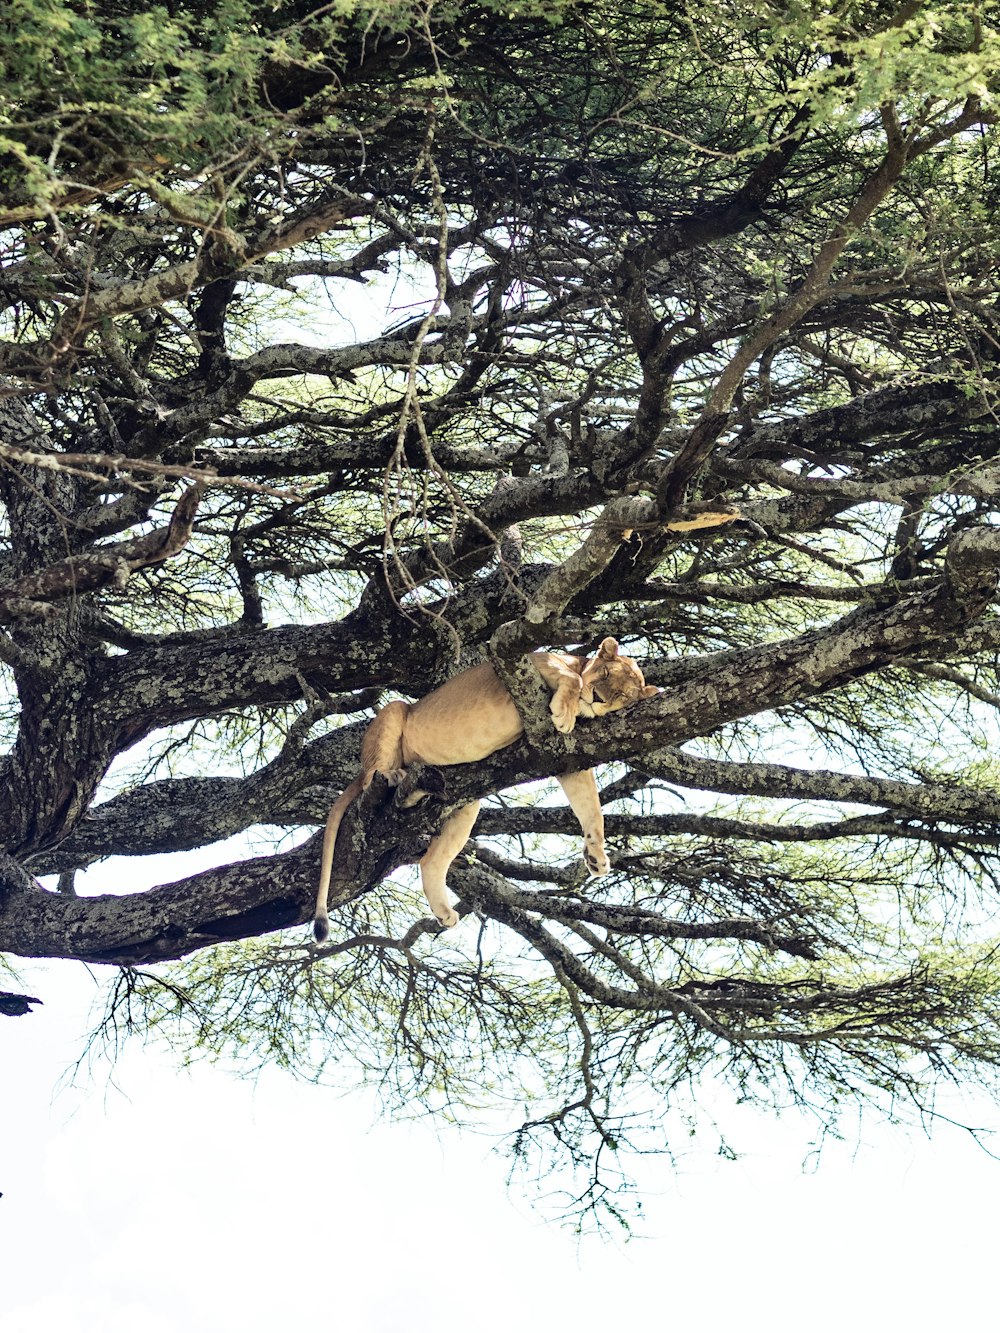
[312,637,658,941]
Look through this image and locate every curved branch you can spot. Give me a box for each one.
[0,482,204,622]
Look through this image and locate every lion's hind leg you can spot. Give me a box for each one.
[314,699,415,944]
[419,799,481,927]
[360,699,410,788]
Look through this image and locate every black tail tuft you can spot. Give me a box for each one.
[313,915,329,943]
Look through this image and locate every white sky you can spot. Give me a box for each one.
[4,937,1000,1333]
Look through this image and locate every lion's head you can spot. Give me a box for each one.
[579,638,659,717]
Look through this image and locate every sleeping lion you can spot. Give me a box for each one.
[313,637,658,941]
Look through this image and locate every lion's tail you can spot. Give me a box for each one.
[313,774,365,942]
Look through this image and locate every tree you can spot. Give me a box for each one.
[3,0,1000,1222]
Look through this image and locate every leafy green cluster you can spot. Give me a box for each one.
[0,0,377,214]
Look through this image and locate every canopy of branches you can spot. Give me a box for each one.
[3,0,1000,1220]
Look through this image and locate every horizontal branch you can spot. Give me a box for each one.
[27,729,363,872]
[636,749,1000,827]
[474,808,994,847]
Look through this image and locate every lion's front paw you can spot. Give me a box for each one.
[550,704,577,734]
[436,906,460,928]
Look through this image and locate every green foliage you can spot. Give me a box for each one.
[1,0,986,216]
[0,0,589,218]
[0,0,350,213]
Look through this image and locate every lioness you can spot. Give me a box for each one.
[313,637,658,941]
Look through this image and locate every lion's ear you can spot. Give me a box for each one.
[597,637,620,658]
[640,684,660,698]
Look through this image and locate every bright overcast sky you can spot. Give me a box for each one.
[5,918,1000,1333]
